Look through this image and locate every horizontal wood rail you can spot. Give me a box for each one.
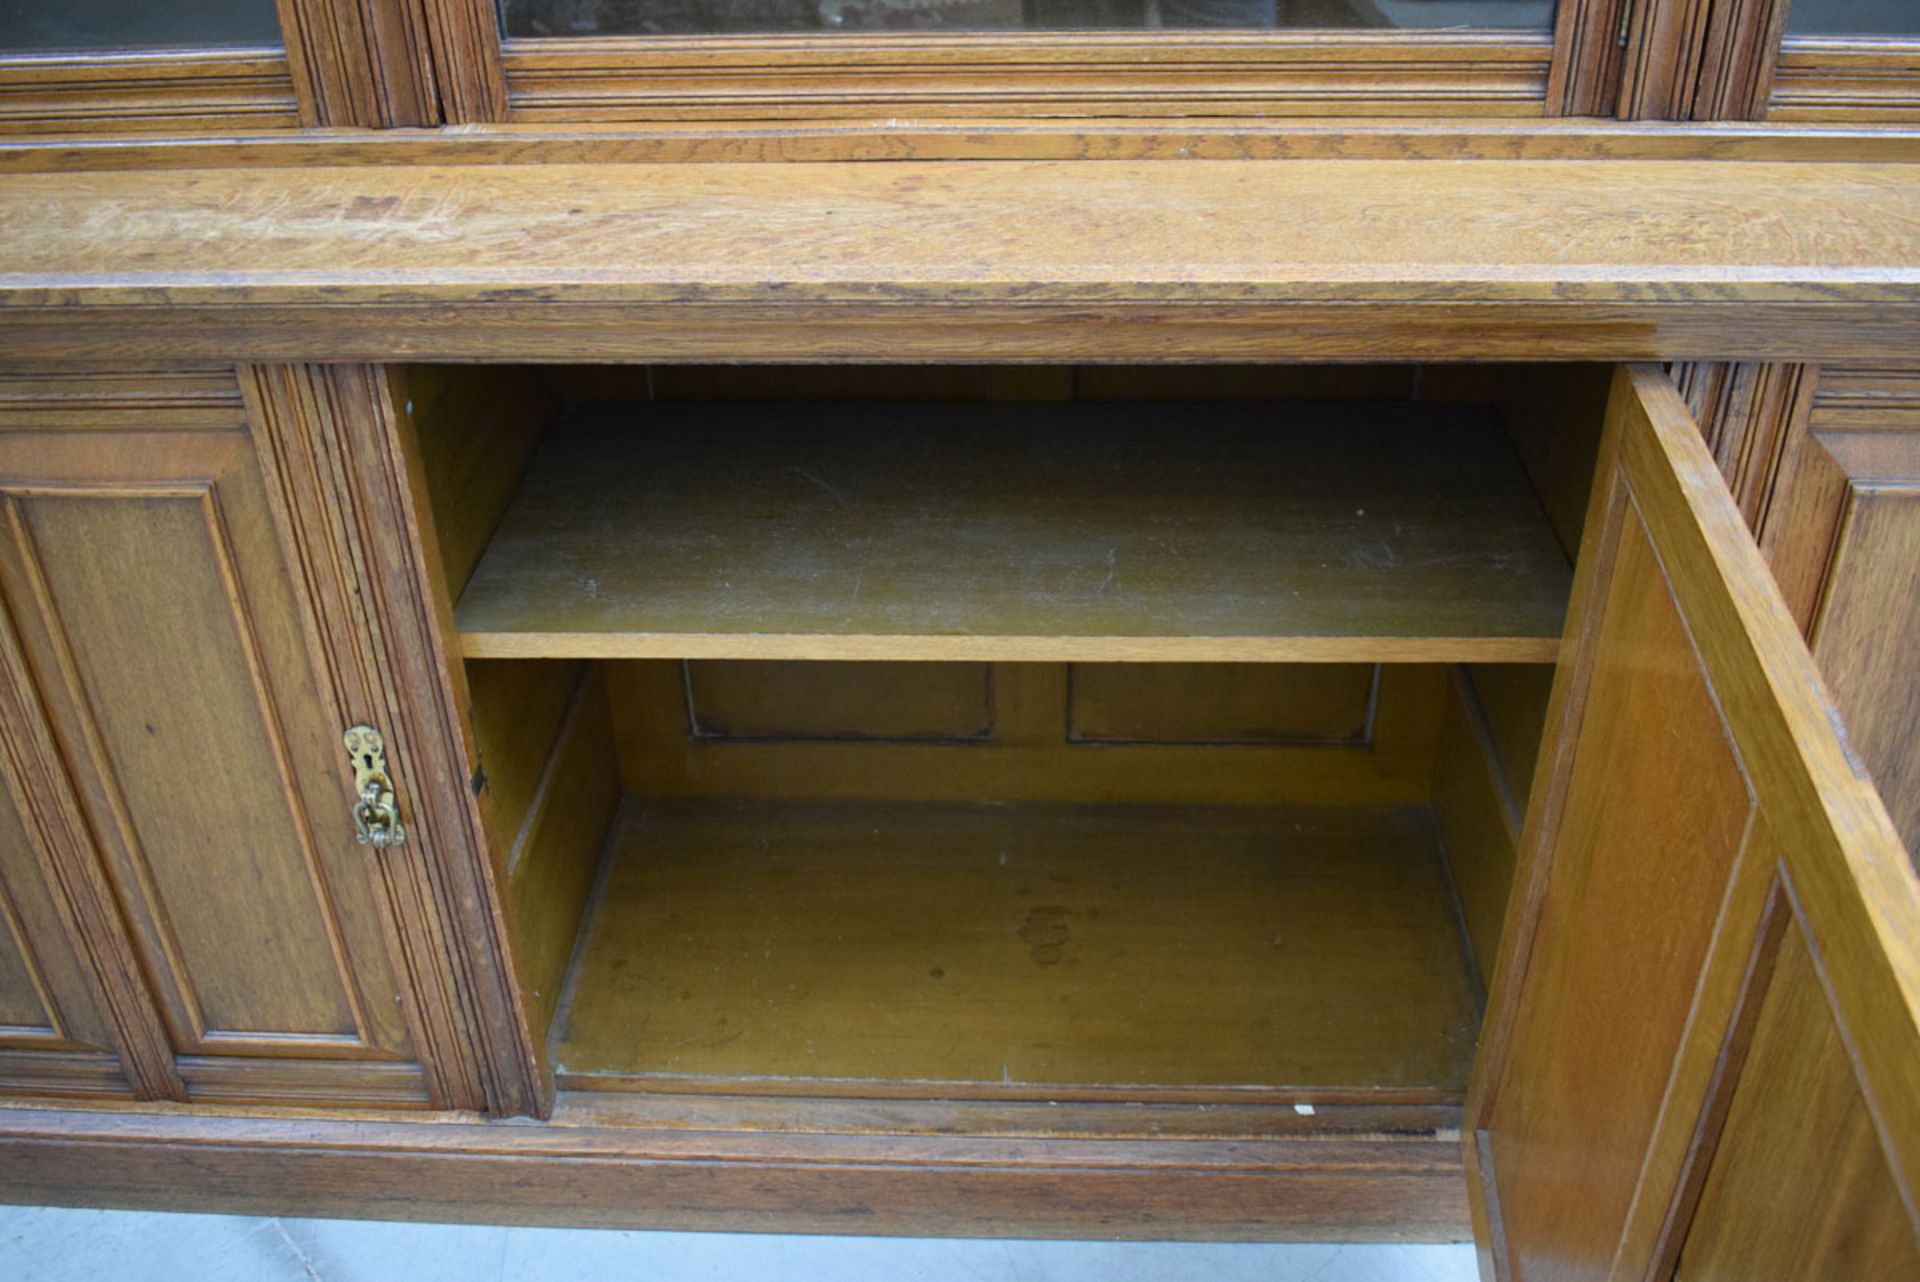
[3,138,1920,362]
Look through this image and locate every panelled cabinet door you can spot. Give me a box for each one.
[1465,366,1920,1279]
[0,744,139,1099]
[0,369,434,1108]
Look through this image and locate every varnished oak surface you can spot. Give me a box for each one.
[1467,367,1920,1277]
[552,799,1479,1100]
[456,405,1571,662]
[1677,929,1920,1281]
[5,147,1920,359]
[4,155,1918,303]
[0,1092,1469,1240]
[10,121,1920,170]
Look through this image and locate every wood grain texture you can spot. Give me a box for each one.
[500,30,1553,123]
[275,0,440,127]
[1482,491,1762,1279]
[0,367,252,430]
[0,732,133,1098]
[1460,663,1554,805]
[402,365,547,601]
[1469,365,1920,1276]
[1760,365,1910,629]
[1431,669,1522,992]
[465,659,582,860]
[244,365,542,1116]
[1690,0,1787,121]
[0,49,299,138]
[553,799,1480,1102]
[1606,821,1782,1281]
[1771,36,1920,123]
[1756,366,1920,862]
[9,119,1920,171]
[0,377,448,1109]
[501,665,619,1043]
[421,0,508,123]
[1805,480,1920,862]
[1673,360,1810,529]
[0,538,179,1101]
[1067,663,1377,745]
[6,152,1920,362]
[1618,0,1715,121]
[1676,925,1920,1281]
[0,1097,1470,1241]
[26,300,1920,366]
[1546,0,1628,116]
[9,154,1920,308]
[611,661,1450,809]
[1494,363,1614,558]
[1608,367,1920,1254]
[454,405,1571,662]
[3,489,386,1046]
[688,661,993,742]
[552,1088,1463,1140]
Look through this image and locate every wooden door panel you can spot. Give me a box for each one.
[1468,366,1920,1279]
[1812,481,1920,856]
[0,373,433,1107]
[1676,923,1920,1281]
[10,486,370,1046]
[1476,500,1762,1277]
[0,898,42,1031]
[1762,370,1920,860]
[0,769,130,1096]
[0,778,53,1035]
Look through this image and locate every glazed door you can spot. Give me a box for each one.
[1466,366,1920,1278]
[0,368,433,1107]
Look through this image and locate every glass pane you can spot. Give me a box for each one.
[1788,0,1920,36]
[501,0,1556,37]
[0,0,282,53]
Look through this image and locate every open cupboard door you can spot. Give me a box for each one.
[1465,366,1920,1279]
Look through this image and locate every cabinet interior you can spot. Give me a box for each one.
[404,362,1610,1132]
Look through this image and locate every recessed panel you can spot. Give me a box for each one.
[1811,482,1920,865]
[20,493,359,1041]
[1679,926,1920,1279]
[1489,501,1757,1275]
[0,788,54,1035]
[1069,663,1375,745]
[687,661,992,742]
[0,716,122,1060]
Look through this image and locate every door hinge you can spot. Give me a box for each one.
[1617,0,1634,48]
[344,725,407,849]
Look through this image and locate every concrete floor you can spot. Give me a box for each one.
[0,1207,1479,1280]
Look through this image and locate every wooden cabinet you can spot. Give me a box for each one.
[0,112,1916,1271]
[1465,366,1920,1278]
[6,0,1917,138]
[1615,364,1920,1281]
[0,368,442,1107]
[1675,932,1920,1282]
[0,742,135,1098]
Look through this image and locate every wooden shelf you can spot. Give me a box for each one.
[454,402,1571,663]
[9,142,1920,361]
[553,798,1481,1099]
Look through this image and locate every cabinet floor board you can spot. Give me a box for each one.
[553,798,1481,1101]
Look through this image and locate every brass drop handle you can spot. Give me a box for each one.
[344,725,406,849]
